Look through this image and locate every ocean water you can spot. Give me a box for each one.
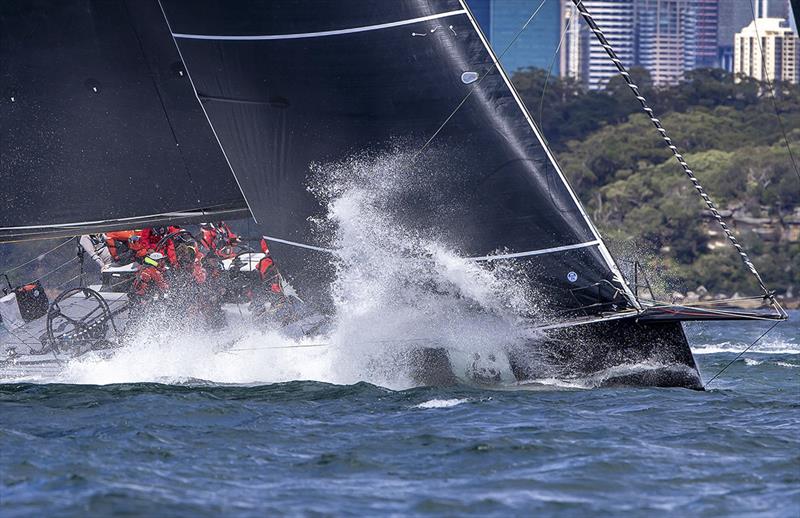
[1,313,797,517]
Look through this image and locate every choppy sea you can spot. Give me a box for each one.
[1,312,798,516]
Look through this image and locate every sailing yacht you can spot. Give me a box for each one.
[0,0,786,387]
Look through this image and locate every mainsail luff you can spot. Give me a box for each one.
[159,0,636,315]
[456,0,639,311]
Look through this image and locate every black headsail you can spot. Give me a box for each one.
[0,0,250,242]
[160,0,638,316]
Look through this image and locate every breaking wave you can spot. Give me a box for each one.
[306,147,544,388]
[690,340,799,355]
[414,398,471,409]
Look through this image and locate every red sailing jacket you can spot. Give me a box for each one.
[133,266,168,297]
[201,223,239,259]
[140,226,181,264]
[257,256,282,294]
[105,230,147,261]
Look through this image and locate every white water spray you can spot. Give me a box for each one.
[59,147,546,387]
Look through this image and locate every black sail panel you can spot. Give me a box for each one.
[160,0,634,314]
[0,0,249,242]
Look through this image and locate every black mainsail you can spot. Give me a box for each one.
[158,0,638,315]
[0,0,250,242]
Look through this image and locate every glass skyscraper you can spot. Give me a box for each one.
[466,0,562,74]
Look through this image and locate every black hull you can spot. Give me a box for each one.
[412,318,703,390]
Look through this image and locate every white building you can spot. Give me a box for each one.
[734,17,799,84]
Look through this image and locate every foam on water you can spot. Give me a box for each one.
[414,398,470,409]
[59,326,333,386]
[691,341,799,355]
[687,320,798,356]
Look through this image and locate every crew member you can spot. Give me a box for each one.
[170,243,226,326]
[140,225,182,265]
[256,238,283,297]
[79,234,113,269]
[104,230,146,265]
[172,243,207,286]
[130,252,168,303]
[200,221,239,259]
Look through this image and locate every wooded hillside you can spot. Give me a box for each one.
[513,68,799,300]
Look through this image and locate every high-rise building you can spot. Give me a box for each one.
[636,0,694,84]
[759,0,791,19]
[465,0,562,74]
[734,17,799,84]
[489,0,562,73]
[561,0,636,89]
[707,0,793,74]
[635,0,717,85]
[693,0,719,68]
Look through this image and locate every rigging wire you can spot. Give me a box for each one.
[705,320,782,386]
[30,256,79,285]
[1,238,73,278]
[51,273,84,292]
[415,0,548,158]
[538,13,572,127]
[747,0,800,181]
[570,0,779,307]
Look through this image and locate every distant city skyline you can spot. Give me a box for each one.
[466,0,798,88]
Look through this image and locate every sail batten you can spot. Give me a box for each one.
[466,241,601,262]
[171,10,467,41]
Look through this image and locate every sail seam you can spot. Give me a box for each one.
[250,238,603,259]
[467,241,600,261]
[457,0,641,311]
[172,10,466,41]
